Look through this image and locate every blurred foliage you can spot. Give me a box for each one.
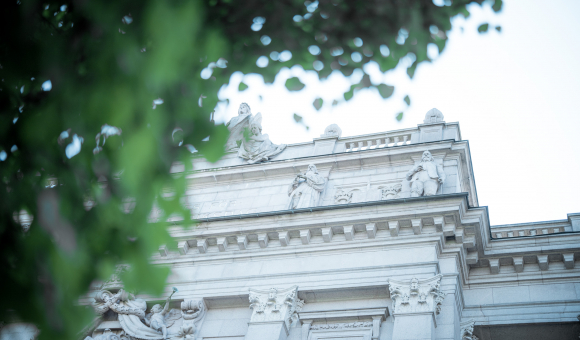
[313,98,323,111]
[478,23,489,32]
[285,77,306,91]
[0,0,500,338]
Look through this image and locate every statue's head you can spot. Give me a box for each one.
[239,103,250,115]
[151,304,163,313]
[250,123,262,136]
[307,164,318,173]
[422,151,434,162]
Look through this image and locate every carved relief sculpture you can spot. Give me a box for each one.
[405,151,446,197]
[237,112,287,164]
[387,275,445,323]
[334,189,353,204]
[92,287,205,340]
[84,329,130,340]
[248,286,304,330]
[144,288,180,340]
[379,183,402,200]
[288,164,327,209]
[310,322,373,330]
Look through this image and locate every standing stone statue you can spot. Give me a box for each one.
[287,164,326,209]
[405,151,446,197]
[237,113,286,164]
[224,103,252,151]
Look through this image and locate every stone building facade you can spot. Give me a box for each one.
[74,106,580,340]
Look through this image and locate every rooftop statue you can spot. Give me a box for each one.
[224,103,252,151]
[237,112,286,164]
[287,164,327,209]
[405,150,446,197]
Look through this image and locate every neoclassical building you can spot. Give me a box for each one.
[76,107,580,340]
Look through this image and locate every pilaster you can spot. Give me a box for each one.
[388,275,445,340]
[245,286,304,340]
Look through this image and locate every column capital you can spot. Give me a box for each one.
[248,286,304,330]
[387,275,445,326]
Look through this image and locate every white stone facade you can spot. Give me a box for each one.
[65,108,580,340]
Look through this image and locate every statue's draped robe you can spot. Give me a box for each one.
[225,113,251,151]
[238,133,286,164]
[287,171,326,209]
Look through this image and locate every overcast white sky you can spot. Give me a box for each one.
[214,0,580,226]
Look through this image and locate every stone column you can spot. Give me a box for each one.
[387,275,445,340]
[244,286,304,340]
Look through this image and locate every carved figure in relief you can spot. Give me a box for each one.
[92,287,205,340]
[144,288,180,339]
[237,112,287,164]
[225,103,252,151]
[379,183,402,200]
[406,151,446,197]
[287,164,327,209]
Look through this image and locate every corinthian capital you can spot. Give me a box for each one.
[248,286,304,329]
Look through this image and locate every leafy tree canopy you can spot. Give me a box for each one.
[0,0,501,338]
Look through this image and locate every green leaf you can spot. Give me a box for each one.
[343,85,356,101]
[404,95,411,106]
[377,84,394,99]
[495,26,502,32]
[478,24,489,33]
[238,82,249,91]
[492,0,503,12]
[196,124,228,162]
[313,98,323,111]
[396,112,404,121]
[293,113,303,123]
[285,77,305,91]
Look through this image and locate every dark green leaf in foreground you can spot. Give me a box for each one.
[495,26,502,32]
[396,112,404,121]
[285,77,305,92]
[478,23,489,33]
[377,85,395,99]
[404,95,411,106]
[313,98,323,111]
[293,113,303,123]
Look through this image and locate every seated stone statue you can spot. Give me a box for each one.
[287,164,326,209]
[237,113,286,164]
[224,103,252,151]
[405,151,446,197]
